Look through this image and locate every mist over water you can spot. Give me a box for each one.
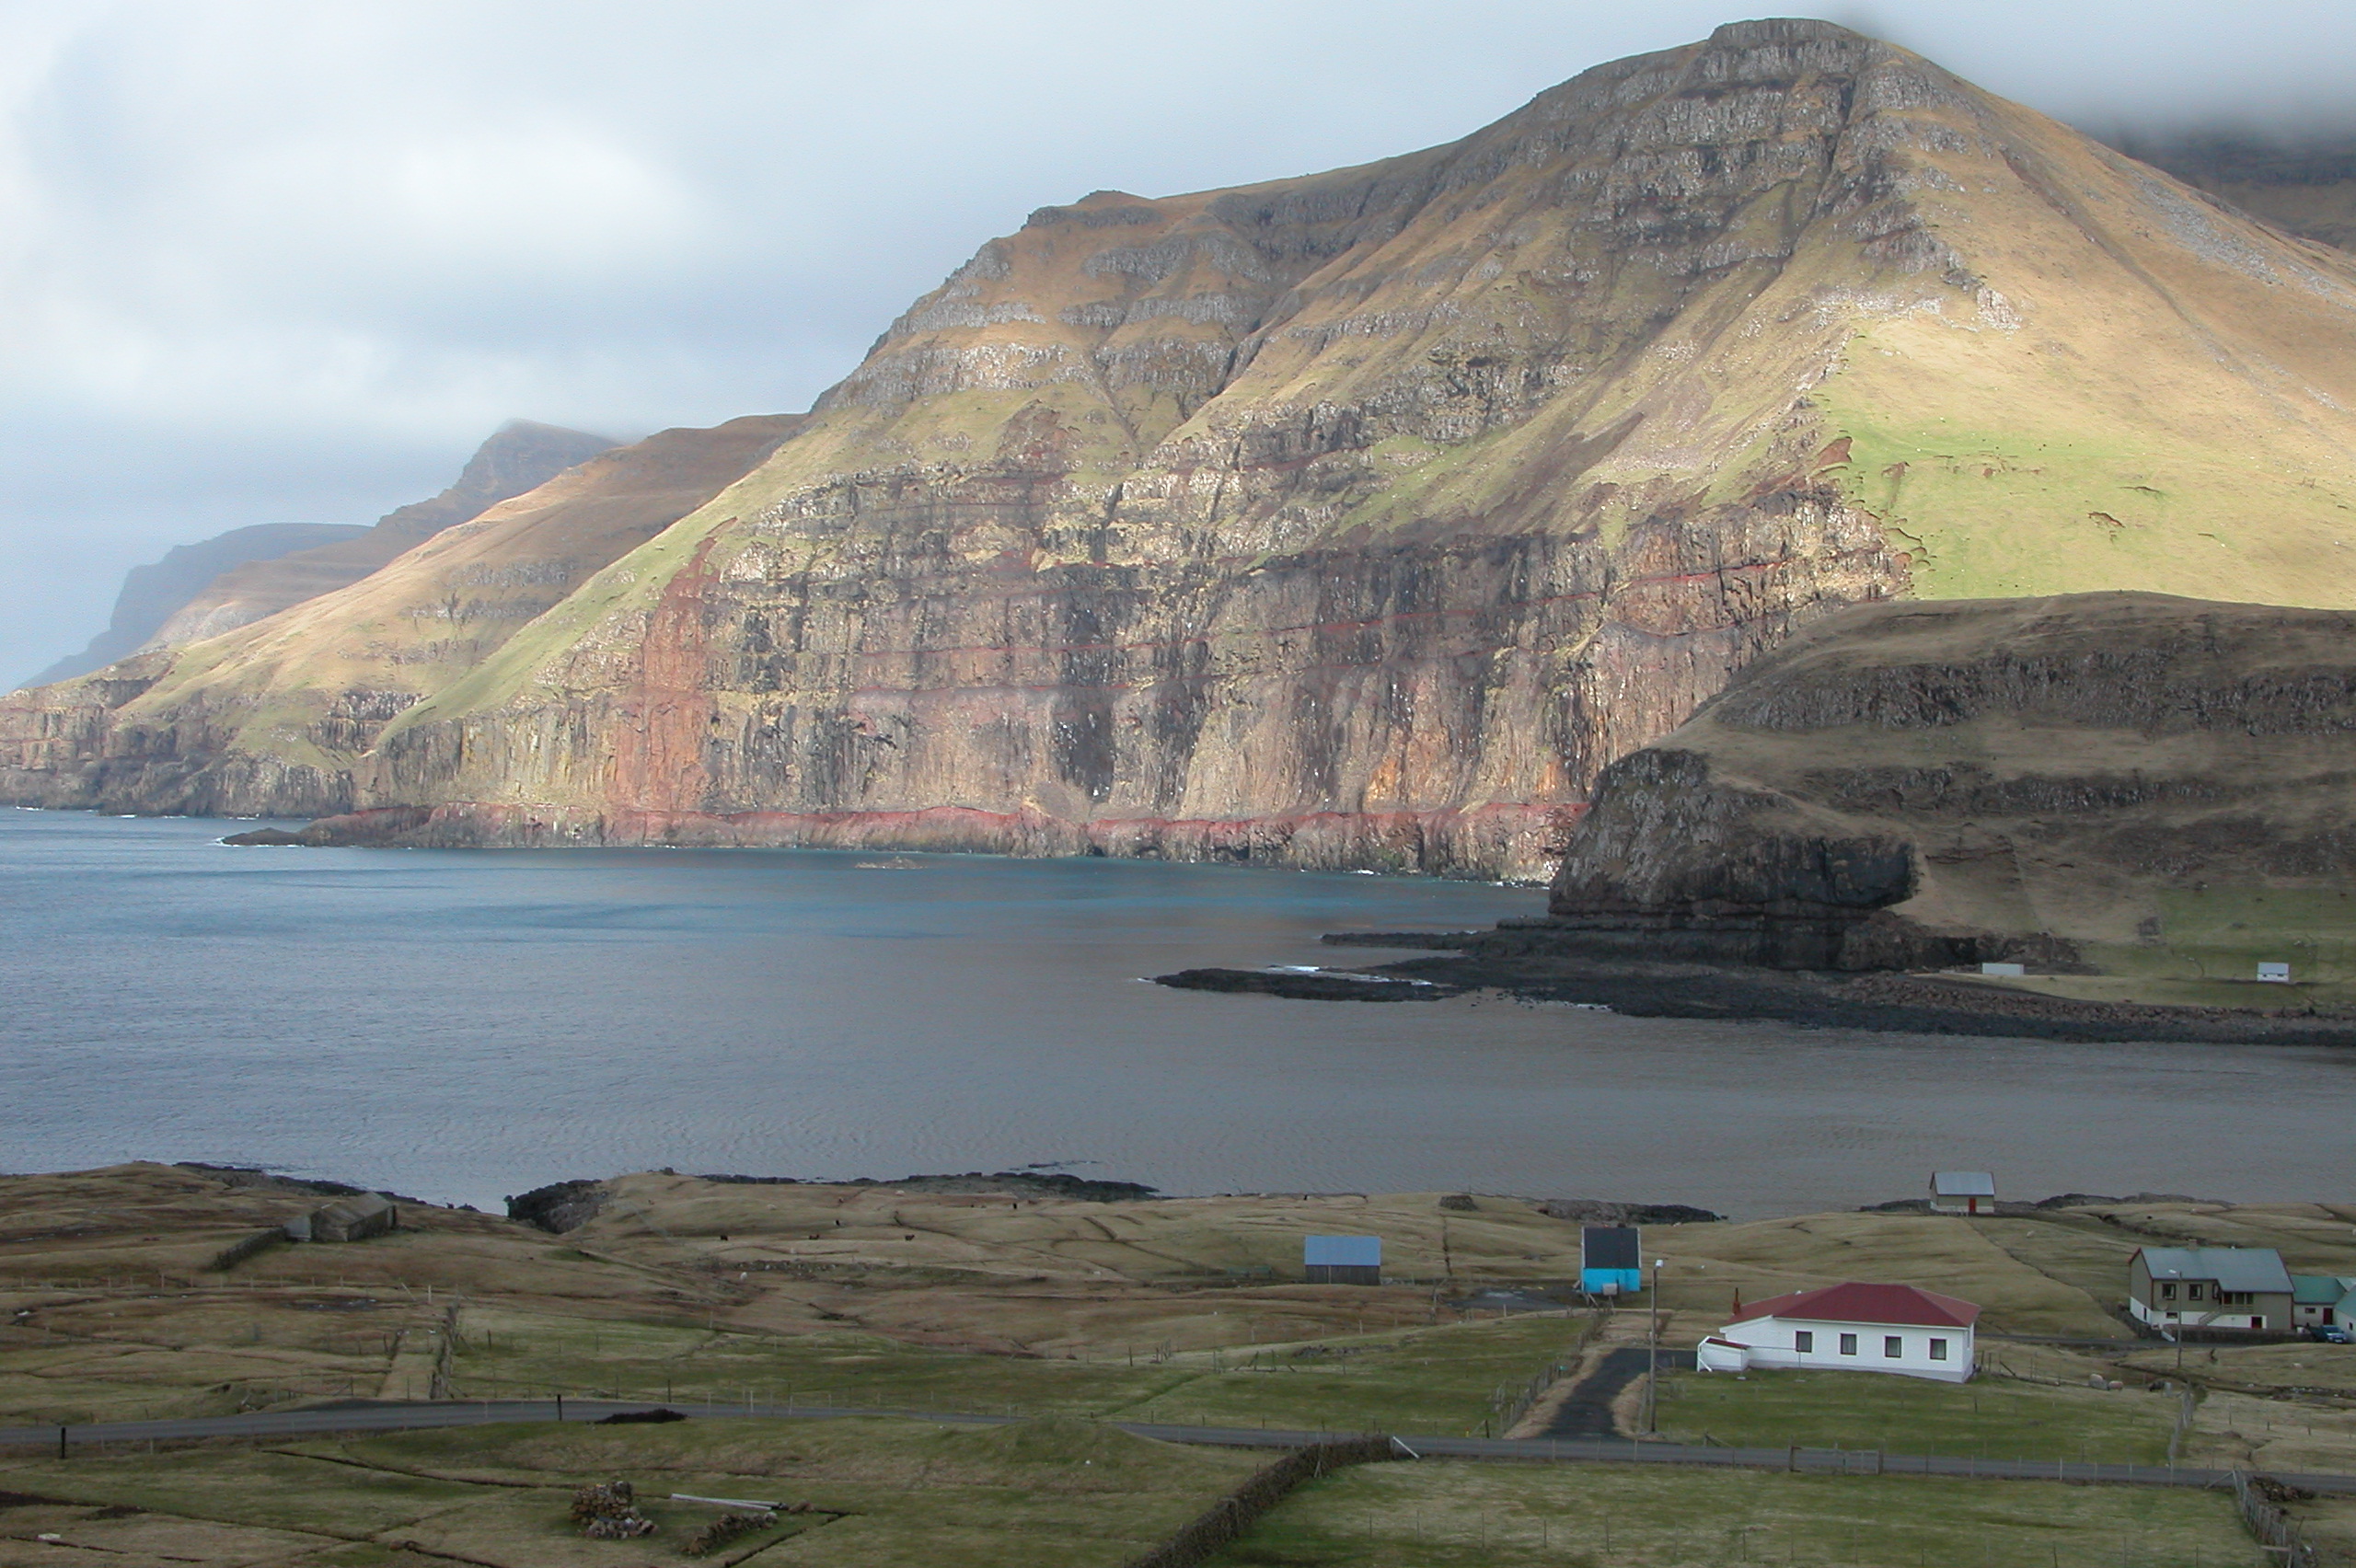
[3,810,2351,1218]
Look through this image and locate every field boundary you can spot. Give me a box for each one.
[1123,1435,1398,1568]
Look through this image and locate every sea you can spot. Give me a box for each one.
[4,808,2350,1218]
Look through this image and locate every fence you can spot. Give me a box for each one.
[208,1230,285,1272]
[2232,1470,2321,1567]
[2168,1385,2197,1468]
[1491,1309,1607,1435]
[1121,1436,1397,1568]
[429,1302,461,1401]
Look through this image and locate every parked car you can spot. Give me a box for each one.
[2308,1324,2352,1344]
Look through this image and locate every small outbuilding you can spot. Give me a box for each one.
[1303,1235,1380,1286]
[2129,1247,2293,1332]
[1703,1282,1980,1383]
[1929,1172,1996,1215]
[2292,1275,2356,1330]
[283,1193,398,1244]
[1581,1226,1642,1296]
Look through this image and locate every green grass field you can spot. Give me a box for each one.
[1207,1458,2265,1568]
[1651,1368,2175,1466]
[0,1416,1268,1567]
[1092,1317,1587,1435]
[441,1306,1588,1438]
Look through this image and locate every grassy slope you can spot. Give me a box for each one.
[1814,98,2356,609]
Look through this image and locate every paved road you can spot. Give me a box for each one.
[1539,1347,1696,1438]
[5,1397,2351,1496]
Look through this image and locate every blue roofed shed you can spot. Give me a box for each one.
[1304,1235,1381,1286]
[1582,1226,1643,1296]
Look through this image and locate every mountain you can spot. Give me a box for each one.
[138,420,620,651]
[8,19,2356,876]
[28,523,367,686]
[1538,593,2356,987]
[0,416,802,818]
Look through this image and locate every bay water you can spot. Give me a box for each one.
[3,809,2350,1216]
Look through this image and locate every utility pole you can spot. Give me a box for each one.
[1646,1255,1663,1435]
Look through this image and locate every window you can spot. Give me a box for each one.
[1839,1333,1858,1356]
[1794,1331,1814,1353]
[1885,1336,1904,1358]
[2158,1282,2177,1301]
[2189,1284,2205,1301]
[1929,1339,1949,1361]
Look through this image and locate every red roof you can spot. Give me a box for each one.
[1726,1282,1980,1330]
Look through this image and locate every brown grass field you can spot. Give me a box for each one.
[4,1165,2354,1562]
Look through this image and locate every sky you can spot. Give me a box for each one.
[5,1,2353,685]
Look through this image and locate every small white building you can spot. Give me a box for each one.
[1929,1172,1996,1215]
[2292,1275,2356,1330]
[1697,1283,1980,1384]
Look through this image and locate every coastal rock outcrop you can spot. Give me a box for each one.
[9,22,2356,876]
[1529,592,2356,970]
[508,1180,607,1234]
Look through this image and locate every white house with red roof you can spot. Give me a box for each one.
[1695,1283,1980,1383]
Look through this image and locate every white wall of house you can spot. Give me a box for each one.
[2128,1296,2274,1332]
[1713,1314,1974,1383]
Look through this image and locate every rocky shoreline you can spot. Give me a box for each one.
[1155,933,2356,1045]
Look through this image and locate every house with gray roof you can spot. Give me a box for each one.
[2292,1274,2356,1331]
[1929,1171,1996,1215]
[2129,1247,2293,1333]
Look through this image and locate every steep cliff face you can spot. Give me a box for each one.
[0,417,800,817]
[1542,593,2356,971]
[141,421,619,651]
[11,20,2356,876]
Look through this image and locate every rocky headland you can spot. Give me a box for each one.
[1161,592,2356,1039]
